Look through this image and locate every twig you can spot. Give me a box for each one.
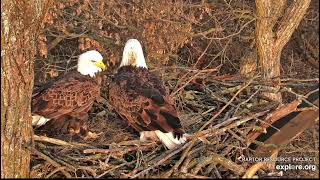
[171,68,220,96]
[201,76,257,131]
[193,39,213,68]
[187,110,270,150]
[192,27,224,38]
[190,153,245,175]
[282,87,319,109]
[212,164,222,178]
[45,166,68,178]
[182,173,211,179]
[233,86,261,115]
[171,110,268,176]
[227,129,245,143]
[242,149,279,178]
[83,143,157,154]
[32,148,71,178]
[77,166,97,177]
[130,143,190,178]
[179,146,207,173]
[196,18,255,40]
[171,71,202,96]
[96,160,137,178]
[280,78,319,82]
[33,134,93,147]
[212,116,239,130]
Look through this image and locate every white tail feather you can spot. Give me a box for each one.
[154,130,187,149]
[32,115,50,127]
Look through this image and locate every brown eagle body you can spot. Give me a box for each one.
[32,71,101,136]
[109,65,186,149]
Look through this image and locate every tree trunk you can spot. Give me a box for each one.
[255,0,311,102]
[1,0,51,178]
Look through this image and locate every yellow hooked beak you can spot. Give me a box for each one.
[95,61,106,71]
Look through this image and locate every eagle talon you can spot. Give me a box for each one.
[173,131,184,140]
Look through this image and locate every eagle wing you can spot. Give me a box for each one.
[32,72,100,120]
[109,67,184,138]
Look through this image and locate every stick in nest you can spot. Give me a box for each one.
[33,134,93,148]
[31,147,72,178]
[242,149,279,178]
[83,142,157,155]
[170,77,258,175]
[128,142,190,178]
[190,153,245,176]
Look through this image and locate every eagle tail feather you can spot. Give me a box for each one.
[154,130,187,149]
[32,115,50,127]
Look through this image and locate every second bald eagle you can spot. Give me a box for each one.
[32,50,106,137]
[109,39,187,149]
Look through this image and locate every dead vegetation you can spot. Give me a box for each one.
[31,0,319,178]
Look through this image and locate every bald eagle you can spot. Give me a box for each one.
[109,39,187,149]
[32,50,106,136]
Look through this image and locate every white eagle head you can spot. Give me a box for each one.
[120,39,148,69]
[77,50,106,77]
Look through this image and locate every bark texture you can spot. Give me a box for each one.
[1,0,51,178]
[255,0,311,102]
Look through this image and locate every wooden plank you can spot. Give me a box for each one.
[253,89,319,157]
[246,99,301,145]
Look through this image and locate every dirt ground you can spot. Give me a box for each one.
[31,0,319,178]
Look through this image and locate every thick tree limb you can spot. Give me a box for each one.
[275,0,312,49]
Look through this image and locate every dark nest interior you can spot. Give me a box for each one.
[31,0,319,178]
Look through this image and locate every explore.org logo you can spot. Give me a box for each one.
[238,155,318,172]
[276,164,317,172]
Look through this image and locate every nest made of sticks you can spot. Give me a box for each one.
[30,66,319,178]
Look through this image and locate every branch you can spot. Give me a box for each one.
[256,0,286,36]
[31,148,71,178]
[129,143,190,178]
[275,0,312,49]
[33,135,93,147]
[83,142,157,154]
[246,99,301,144]
[242,149,279,178]
[255,0,286,33]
